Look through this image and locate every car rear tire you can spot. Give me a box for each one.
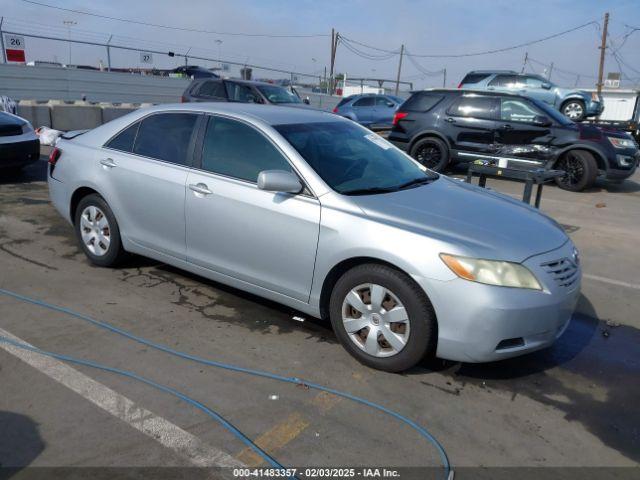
[410,137,450,172]
[554,150,598,191]
[561,100,586,121]
[329,263,437,372]
[74,194,127,267]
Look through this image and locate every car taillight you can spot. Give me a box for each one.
[180,96,187,103]
[457,82,462,89]
[332,106,338,113]
[48,147,61,166]
[392,112,408,126]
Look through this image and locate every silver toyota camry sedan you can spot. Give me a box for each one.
[47,103,581,372]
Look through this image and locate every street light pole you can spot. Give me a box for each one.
[63,20,77,66]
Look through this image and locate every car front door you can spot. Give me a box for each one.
[443,95,498,159]
[521,75,556,105]
[185,115,320,301]
[100,112,200,259]
[351,96,375,124]
[494,97,554,163]
[372,96,397,125]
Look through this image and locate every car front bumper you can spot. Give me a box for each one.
[0,138,40,168]
[419,240,581,363]
[585,100,604,117]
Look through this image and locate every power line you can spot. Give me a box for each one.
[339,20,600,58]
[21,0,329,38]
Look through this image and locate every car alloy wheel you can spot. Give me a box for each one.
[563,102,584,120]
[341,283,410,358]
[415,142,443,169]
[80,205,111,256]
[556,152,585,187]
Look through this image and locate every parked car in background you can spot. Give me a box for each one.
[173,65,220,79]
[389,89,638,191]
[181,78,311,106]
[0,111,40,171]
[333,94,405,128]
[48,103,581,372]
[458,70,604,121]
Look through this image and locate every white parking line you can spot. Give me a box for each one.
[583,273,640,291]
[0,327,243,468]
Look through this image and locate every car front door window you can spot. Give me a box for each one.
[500,98,544,123]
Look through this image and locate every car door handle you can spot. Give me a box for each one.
[100,158,117,168]
[445,117,456,123]
[189,183,212,195]
[501,124,513,130]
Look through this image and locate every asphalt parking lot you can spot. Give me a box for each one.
[1,155,639,478]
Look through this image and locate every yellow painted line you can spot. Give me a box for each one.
[237,412,310,466]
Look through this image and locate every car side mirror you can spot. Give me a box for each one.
[533,115,552,127]
[257,170,303,194]
[541,82,552,90]
[303,97,310,105]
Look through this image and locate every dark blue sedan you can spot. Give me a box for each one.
[333,94,405,128]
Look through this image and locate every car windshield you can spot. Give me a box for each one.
[530,98,574,126]
[256,85,301,104]
[274,121,438,195]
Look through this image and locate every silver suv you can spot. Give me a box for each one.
[458,70,604,121]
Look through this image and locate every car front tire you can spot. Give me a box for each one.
[74,194,127,267]
[554,150,598,191]
[329,264,437,372]
[561,100,586,121]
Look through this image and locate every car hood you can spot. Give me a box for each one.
[351,176,568,263]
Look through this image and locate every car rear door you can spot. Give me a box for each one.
[494,97,553,163]
[193,80,228,102]
[351,96,375,124]
[100,112,200,260]
[185,115,320,302]
[443,94,498,158]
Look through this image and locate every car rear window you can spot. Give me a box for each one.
[400,93,444,112]
[460,73,491,85]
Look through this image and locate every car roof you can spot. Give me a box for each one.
[192,77,286,88]
[412,88,532,99]
[464,70,518,75]
[139,102,342,126]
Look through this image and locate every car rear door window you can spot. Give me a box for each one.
[447,96,496,119]
[488,74,518,87]
[105,122,139,152]
[197,80,227,99]
[460,73,491,85]
[133,113,198,165]
[225,82,259,103]
[500,98,545,123]
[353,97,374,107]
[200,116,292,183]
[401,93,443,112]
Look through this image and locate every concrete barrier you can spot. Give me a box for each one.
[50,102,103,131]
[17,100,52,127]
[101,103,138,123]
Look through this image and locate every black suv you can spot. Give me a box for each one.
[181,78,309,106]
[389,89,639,191]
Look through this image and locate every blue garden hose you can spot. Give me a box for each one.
[0,287,452,479]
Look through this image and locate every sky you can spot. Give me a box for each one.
[1,0,639,91]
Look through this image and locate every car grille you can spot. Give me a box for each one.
[541,258,579,288]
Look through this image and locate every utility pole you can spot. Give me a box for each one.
[547,62,554,81]
[596,12,609,95]
[395,44,404,96]
[106,34,112,71]
[329,29,339,94]
[0,17,6,64]
[521,51,528,73]
[443,68,447,88]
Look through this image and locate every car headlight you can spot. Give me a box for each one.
[607,136,636,149]
[440,253,542,290]
[591,92,600,102]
